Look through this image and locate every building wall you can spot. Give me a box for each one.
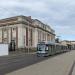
[0,16,55,50]
[32,19,55,45]
[33,28,38,47]
[17,23,36,48]
[0,25,55,50]
[0,25,18,47]
[8,28,11,43]
[18,24,24,48]
[32,28,55,47]
[0,29,2,43]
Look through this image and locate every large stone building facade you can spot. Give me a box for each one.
[0,15,55,50]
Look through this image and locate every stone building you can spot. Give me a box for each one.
[0,15,55,51]
[60,40,75,50]
[32,19,55,43]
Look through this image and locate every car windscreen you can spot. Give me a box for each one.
[37,44,46,51]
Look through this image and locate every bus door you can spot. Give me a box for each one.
[47,45,52,55]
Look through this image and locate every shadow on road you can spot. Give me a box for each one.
[68,61,75,75]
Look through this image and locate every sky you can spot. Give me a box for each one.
[0,0,75,40]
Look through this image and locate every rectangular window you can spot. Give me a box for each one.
[26,28,28,46]
[2,28,8,43]
[31,29,33,46]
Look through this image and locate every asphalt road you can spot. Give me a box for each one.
[0,53,49,75]
[6,50,75,75]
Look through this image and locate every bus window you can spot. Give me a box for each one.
[46,46,48,50]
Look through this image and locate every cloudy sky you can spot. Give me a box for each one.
[0,0,75,40]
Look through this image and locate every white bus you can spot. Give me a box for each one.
[37,42,68,57]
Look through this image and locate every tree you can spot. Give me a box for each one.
[55,38,59,43]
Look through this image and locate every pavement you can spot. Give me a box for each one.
[71,61,75,75]
[6,50,75,75]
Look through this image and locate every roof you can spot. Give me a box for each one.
[0,15,32,26]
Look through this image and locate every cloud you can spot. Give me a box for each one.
[0,0,75,40]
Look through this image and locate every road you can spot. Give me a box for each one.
[0,53,49,75]
[6,50,75,75]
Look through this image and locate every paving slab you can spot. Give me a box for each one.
[6,50,75,75]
